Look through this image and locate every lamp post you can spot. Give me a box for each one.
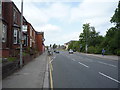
[86,29,87,53]
[20,0,23,68]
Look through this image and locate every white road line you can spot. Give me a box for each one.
[72,59,76,61]
[99,72,120,83]
[53,56,56,59]
[98,61,117,67]
[49,59,53,63]
[78,62,89,68]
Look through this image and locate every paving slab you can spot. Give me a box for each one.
[2,52,48,88]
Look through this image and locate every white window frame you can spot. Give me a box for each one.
[30,27,32,37]
[13,29,18,44]
[30,39,32,47]
[24,35,27,46]
[2,24,7,42]
[22,25,27,31]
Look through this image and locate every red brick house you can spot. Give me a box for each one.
[2,1,20,57]
[36,32,45,54]
[27,22,36,49]
[1,1,28,57]
[1,1,45,57]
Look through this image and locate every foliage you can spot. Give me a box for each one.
[117,49,120,56]
[68,41,80,51]
[110,1,120,27]
[53,44,57,49]
[87,46,95,53]
[22,52,29,56]
[79,23,104,53]
[7,57,17,62]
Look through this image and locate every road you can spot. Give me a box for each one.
[51,51,119,88]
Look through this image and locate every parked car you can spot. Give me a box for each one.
[73,49,76,52]
[54,50,56,52]
[55,50,59,53]
[69,49,73,54]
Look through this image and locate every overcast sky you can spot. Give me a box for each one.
[13,0,119,46]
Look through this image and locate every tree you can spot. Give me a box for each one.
[79,23,91,52]
[110,1,120,28]
[88,26,100,47]
[82,23,91,44]
[50,44,52,47]
[79,23,102,53]
[53,43,57,49]
[103,27,119,55]
[68,41,80,51]
[109,1,120,55]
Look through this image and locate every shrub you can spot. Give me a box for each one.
[23,52,29,56]
[94,46,102,54]
[88,46,95,53]
[117,49,120,56]
[8,57,16,62]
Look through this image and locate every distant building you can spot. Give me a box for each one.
[64,43,69,50]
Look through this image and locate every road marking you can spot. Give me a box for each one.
[49,57,53,90]
[50,62,53,71]
[78,62,89,68]
[50,59,53,63]
[72,59,76,61]
[98,61,117,67]
[99,72,120,83]
[53,56,56,59]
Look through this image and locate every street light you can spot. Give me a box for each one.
[86,29,87,53]
[20,0,23,68]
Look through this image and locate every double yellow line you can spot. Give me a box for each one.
[49,57,53,90]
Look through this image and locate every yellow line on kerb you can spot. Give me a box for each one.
[50,62,53,71]
[49,57,53,90]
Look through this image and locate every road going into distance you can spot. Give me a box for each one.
[50,51,119,88]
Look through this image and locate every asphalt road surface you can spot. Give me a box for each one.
[51,51,119,88]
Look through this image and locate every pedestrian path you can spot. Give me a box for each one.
[2,52,48,88]
[86,54,119,60]
[76,52,119,60]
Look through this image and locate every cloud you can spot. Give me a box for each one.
[38,24,61,32]
[70,1,117,22]
[12,0,118,3]
[13,0,119,45]
[69,0,118,35]
[44,31,80,45]
[44,3,70,21]
[14,2,70,27]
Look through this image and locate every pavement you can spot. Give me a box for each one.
[52,51,119,88]
[2,52,49,88]
[76,52,119,60]
[0,63,2,90]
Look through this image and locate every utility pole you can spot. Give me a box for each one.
[20,0,23,68]
[86,29,87,53]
